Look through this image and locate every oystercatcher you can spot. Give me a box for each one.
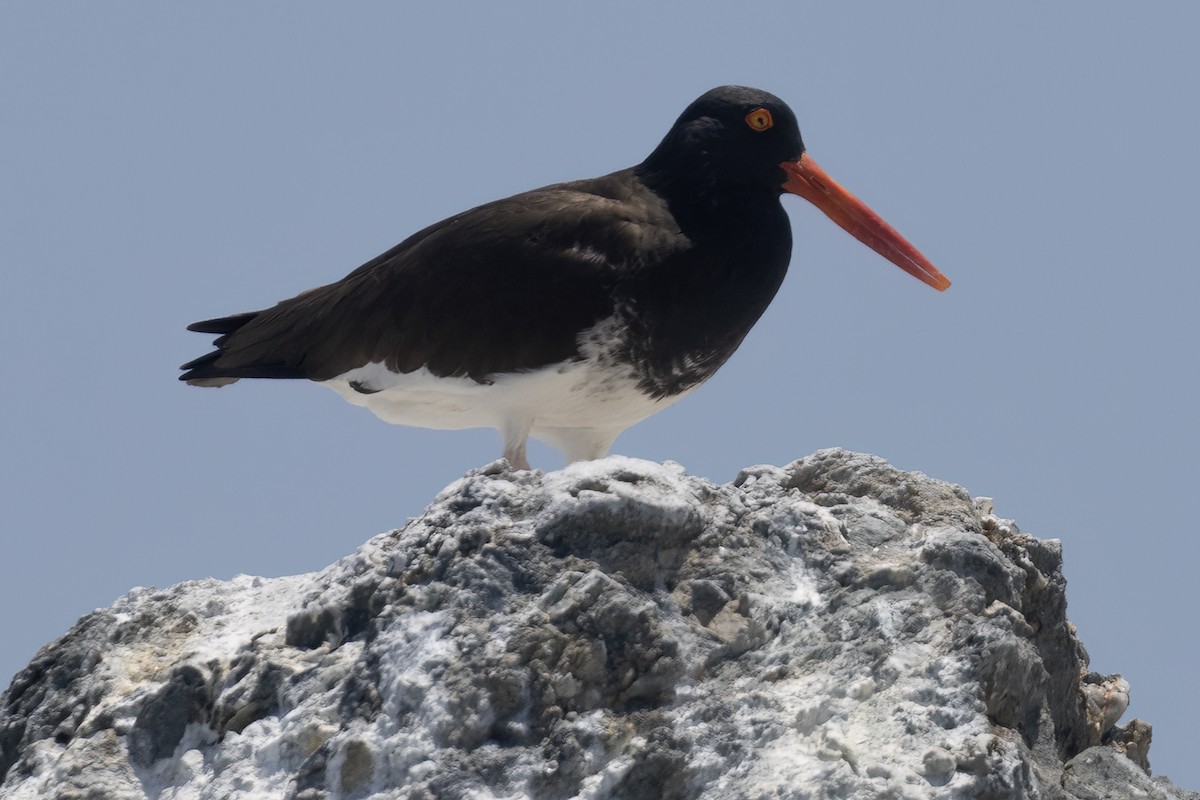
[181,86,949,469]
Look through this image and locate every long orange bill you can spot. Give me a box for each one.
[781,153,950,291]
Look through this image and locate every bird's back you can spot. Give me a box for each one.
[181,167,792,396]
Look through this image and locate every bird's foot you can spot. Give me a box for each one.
[502,442,531,471]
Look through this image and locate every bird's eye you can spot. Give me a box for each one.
[745,108,773,132]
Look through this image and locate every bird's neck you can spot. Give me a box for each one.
[634,160,785,244]
[611,163,793,399]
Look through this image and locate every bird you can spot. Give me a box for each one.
[181,85,950,470]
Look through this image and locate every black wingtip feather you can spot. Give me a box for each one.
[186,311,260,334]
[179,351,234,385]
[180,363,309,383]
[179,351,221,372]
[181,309,309,384]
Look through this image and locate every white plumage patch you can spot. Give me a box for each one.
[321,316,694,463]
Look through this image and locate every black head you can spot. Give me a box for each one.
[639,85,806,197]
[638,85,951,291]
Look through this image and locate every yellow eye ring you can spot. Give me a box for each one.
[745,108,774,132]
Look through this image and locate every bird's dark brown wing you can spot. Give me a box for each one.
[180,172,685,386]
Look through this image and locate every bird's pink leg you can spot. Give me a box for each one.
[501,417,533,470]
[503,440,531,471]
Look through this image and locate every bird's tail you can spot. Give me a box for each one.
[179,311,306,386]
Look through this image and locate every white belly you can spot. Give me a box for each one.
[322,355,691,461]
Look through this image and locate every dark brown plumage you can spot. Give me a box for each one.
[182,86,948,467]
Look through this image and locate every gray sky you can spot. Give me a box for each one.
[3,1,1197,787]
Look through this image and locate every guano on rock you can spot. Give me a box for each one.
[0,450,1193,799]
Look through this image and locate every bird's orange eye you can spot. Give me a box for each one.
[745,108,773,132]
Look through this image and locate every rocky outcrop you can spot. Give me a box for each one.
[0,450,1193,799]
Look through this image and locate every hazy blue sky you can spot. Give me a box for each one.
[3,2,1198,787]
